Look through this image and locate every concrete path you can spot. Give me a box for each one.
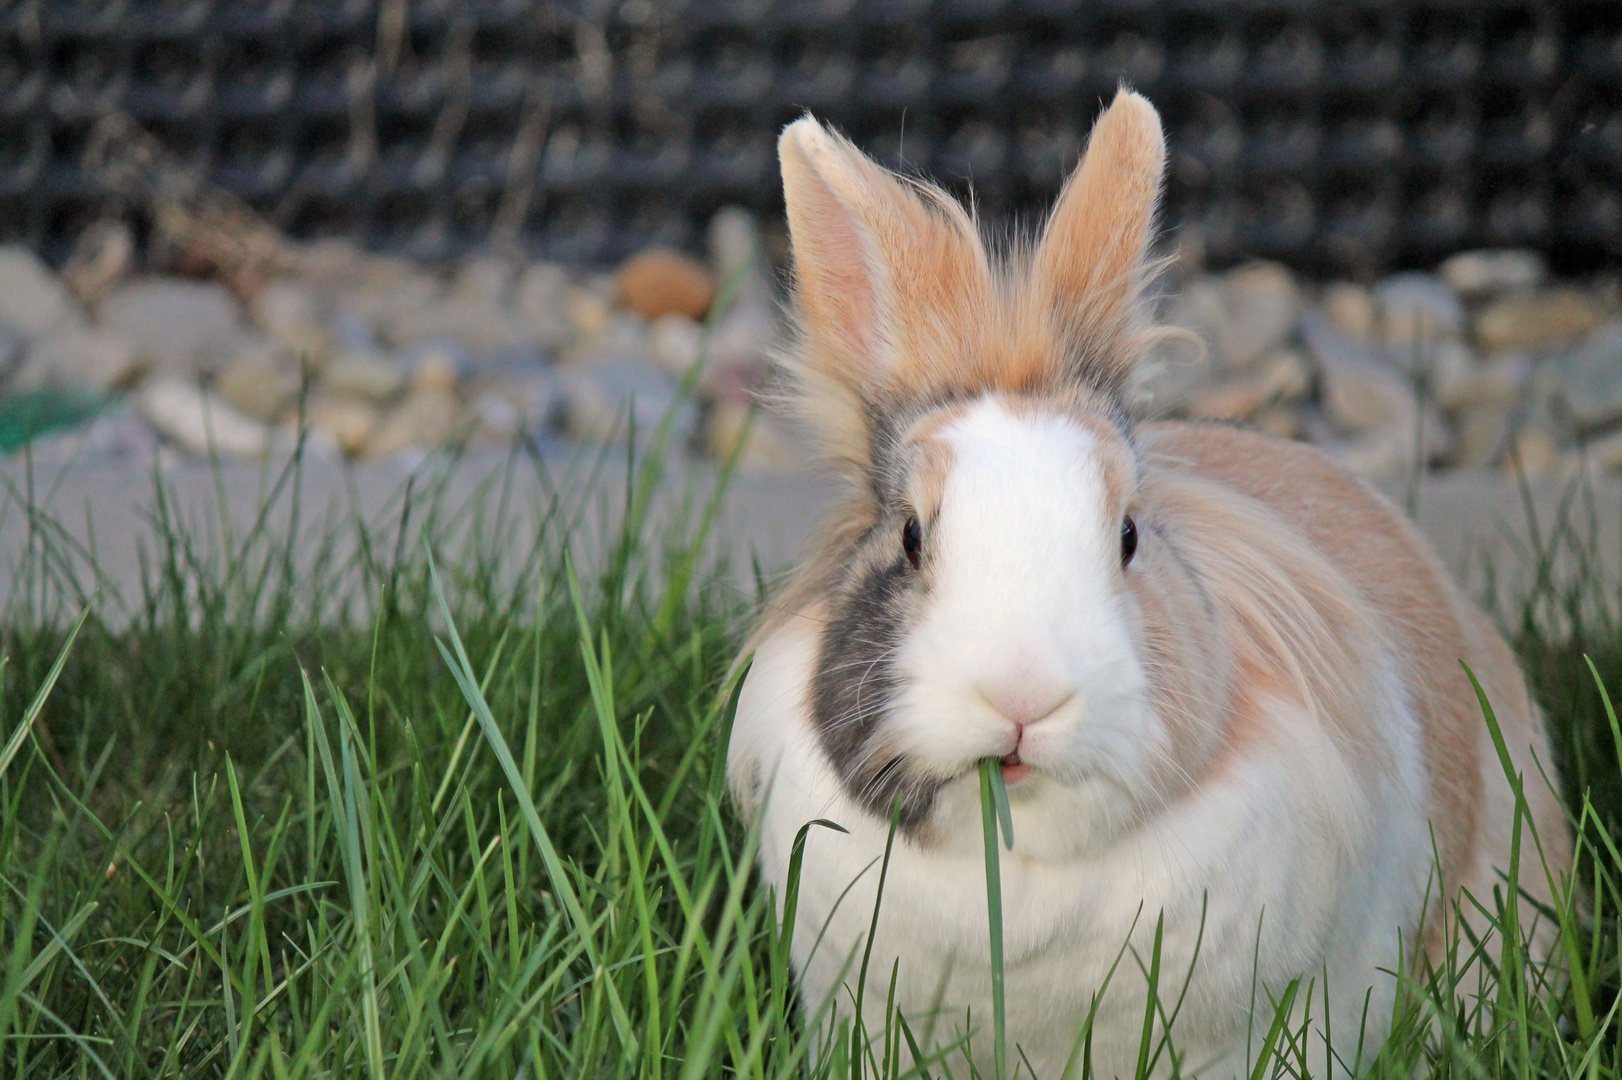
[1,439,1617,628]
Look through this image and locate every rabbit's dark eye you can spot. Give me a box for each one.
[902,516,922,570]
[1121,516,1138,566]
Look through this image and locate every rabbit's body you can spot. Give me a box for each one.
[730,93,1569,1077]
[735,419,1559,1077]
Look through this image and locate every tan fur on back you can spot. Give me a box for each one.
[1142,422,1570,955]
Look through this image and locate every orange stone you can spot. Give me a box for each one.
[615,248,716,321]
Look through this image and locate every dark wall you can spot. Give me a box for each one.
[2,0,1618,274]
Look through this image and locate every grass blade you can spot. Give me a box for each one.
[0,602,90,779]
[987,756,1014,850]
[979,758,1008,1080]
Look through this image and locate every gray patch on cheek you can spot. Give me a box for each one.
[810,543,942,832]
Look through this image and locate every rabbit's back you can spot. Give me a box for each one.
[1142,420,1569,955]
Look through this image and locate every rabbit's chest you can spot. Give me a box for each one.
[739,617,1431,1074]
[781,781,1344,1078]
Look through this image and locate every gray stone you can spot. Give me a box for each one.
[334,268,442,347]
[365,387,461,457]
[61,220,135,305]
[513,262,574,350]
[216,339,300,424]
[98,277,244,374]
[1154,264,1298,375]
[0,245,83,340]
[1474,288,1602,353]
[472,366,562,443]
[1158,280,1225,358]
[567,315,652,368]
[362,260,528,354]
[306,395,381,456]
[322,350,407,402]
[1424,337,1481,412]
[1185,349,1309,423]
[1303,314,1415,434]
[1136,327,1216,414]
[1454,406,1514,470]
[451,255,515,307]
[565,281,614,344]
[253,277,325,334]
[648,313,704,379]
[1303,313,1453,469]
[1374,272,1464,353]
[1439,249,1546,298]
[296,237,376,288]
[1450,352,1529,467]
[409,342,460,396]
[136,376,270,458]
[401,338,471,383]
[251,277,334,362]
[1218,261,1299,370]
[648,303,777,391]
[649,302,778,394]
[14,325,144,392]
[559,360,696,445]
[1555,320,1622,432]
[0,319,32,384]
[76,403,161,459]
[708,206,775,310]
[397,297,530,354]
[330,309,379,354]
[1321,283,1375,342]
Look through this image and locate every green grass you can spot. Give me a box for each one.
[1,429,1621,1078]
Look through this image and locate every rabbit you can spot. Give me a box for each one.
[727,90,1572,1079]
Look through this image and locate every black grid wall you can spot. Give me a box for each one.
[1,0,1618,274]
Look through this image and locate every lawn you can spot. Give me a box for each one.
[2,432,1621,1079]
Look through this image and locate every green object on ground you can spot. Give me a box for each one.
[0,387,107,453]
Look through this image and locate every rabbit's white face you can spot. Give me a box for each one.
[898,399,1155,858]
[812,396,1165,861]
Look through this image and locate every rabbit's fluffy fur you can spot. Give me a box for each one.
[727,91,1571,1077]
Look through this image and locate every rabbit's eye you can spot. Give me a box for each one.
[902,516,922,570]
[1121,516,1138,566]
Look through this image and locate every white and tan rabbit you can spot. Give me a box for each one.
[728,90,1571,1077]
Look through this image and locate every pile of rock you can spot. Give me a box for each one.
[2,218,1618,486]
[0,206,796,471]
[1143,250,1622,484]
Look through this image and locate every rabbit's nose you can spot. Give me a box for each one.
[977,680,1075,726]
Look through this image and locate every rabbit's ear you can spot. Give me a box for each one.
[1031,90,1165,393]
[779,116,990,463]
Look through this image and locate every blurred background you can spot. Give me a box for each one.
[0,0,1619,552]
[5,0,1620,272]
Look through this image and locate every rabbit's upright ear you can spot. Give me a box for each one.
[1031,90,1166,394]
[779,117,990,465]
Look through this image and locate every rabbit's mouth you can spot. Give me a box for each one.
[1000,751,1033,785]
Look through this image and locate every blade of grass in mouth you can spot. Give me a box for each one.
[988,756,1014,850]
[979,757,1009,1080]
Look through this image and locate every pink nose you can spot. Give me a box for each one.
[978,679,1075,725]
